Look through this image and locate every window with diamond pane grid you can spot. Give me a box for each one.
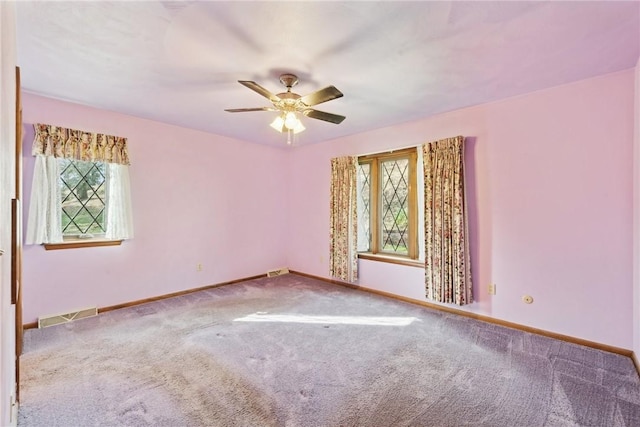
[380,158,409,255]
[59,159,107,236]
[356,148,417,259]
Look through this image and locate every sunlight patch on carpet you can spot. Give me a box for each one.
[234,313,420,326]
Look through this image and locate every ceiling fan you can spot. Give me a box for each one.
[225,74,345,137]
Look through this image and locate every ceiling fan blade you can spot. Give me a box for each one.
[225,107,278,113]
[300,86,343,106]
[238,81,281,103]
[303,109,346,124]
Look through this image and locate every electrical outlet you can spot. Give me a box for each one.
[196,263,203,272]
[488,283,496,295]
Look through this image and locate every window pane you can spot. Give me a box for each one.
[59,159,107,236]
[60,159,82,191]
[357,163,371,252]
[380,158,409,255]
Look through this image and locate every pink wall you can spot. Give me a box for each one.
[287,70,635,349]
[21,70,636,350]
[21,93,289,323]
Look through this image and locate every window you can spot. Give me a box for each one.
[59,159,107,239]
[357,147,418,259]
[26,124,134,248]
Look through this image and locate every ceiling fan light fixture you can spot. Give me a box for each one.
[270,113,305,134]
[284,112,298,129]
[291,118,305,134]
[270,115,285,132]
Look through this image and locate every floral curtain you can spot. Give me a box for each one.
[329,156,358,282]
[423,136,472,305]
[33,123,130,165]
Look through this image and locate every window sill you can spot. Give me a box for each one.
[44,239,123,250]
[358,253,424,268]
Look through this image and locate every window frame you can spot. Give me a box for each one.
[358,147,419,262]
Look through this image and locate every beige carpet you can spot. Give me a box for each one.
[18,274,640,426]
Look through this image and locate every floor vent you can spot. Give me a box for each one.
[38,307,98,328]
[267,268,290,278]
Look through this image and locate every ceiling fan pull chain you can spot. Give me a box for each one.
[287,129,292,145]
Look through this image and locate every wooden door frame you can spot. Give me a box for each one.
[12,66,23,403]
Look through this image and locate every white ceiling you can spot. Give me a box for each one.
[15,1,640,147]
